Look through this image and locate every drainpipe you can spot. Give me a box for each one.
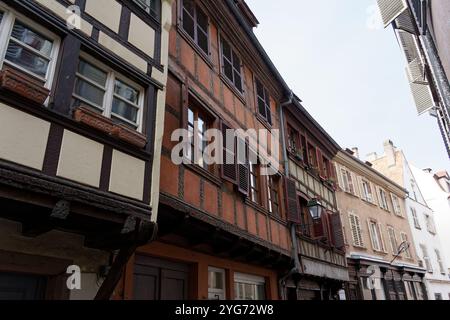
[278,90,302,300]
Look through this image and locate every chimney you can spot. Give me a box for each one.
[366,152,378,162]
[384,140,396,167]
[351,147,360,159]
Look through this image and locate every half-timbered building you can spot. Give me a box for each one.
[114,0,348,300]
[0,0,172,299]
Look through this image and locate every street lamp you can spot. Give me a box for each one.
[307,198,324,220]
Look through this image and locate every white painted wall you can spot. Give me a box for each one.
[403,161,450,300]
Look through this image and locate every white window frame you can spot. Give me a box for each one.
[208,267,226,300]
[391,193,402,216]
[73,53,145,132]
[368,219,382,252]
[420,244,433,273]
[424,213,436,234]
[435,249,445,275]
[0,3,60,92]
[378,188,389,211]
[361,179,373,203]
[234,273,265,300]
[411,207,421,229]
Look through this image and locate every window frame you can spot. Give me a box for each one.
[132,0,161,21]
[219,34,244,94]
[391,193,402,216]
[186,102,212,170]
[0,4,60,91]
[387,226,398,255]
[411,207,421,229]
[179,0,210,56]
[378,188,389,211]
[368,219,382,252]
[254,77,272,126]
[72,53,145,132]
[361,178,374,203]
[267,174,280,216]
[234,273,266,301]
[208,267,226,300]
[400,232,412,259]
[435,249,445,275]
[249,151,260,205]
[420,244,433,273]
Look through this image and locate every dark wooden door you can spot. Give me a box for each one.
[133,255,190,300]
[0,273,46,300]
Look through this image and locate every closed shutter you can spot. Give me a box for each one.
[352,173,361,197]
[284,177,300,223]
[313,216,325,239]
[349,213,364,247]
[237,139,249,196]
[378,223,387,253]
[394,10,416,34]
[330,212,345,249]
[221,122,237,183]
[335,164,343,189]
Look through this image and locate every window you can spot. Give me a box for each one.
[220,37,242,92]
[340,168,355,194]
[400,232,412,259]
[420,244,433,273]
[181,0,209,54]
[234,273,265,300]
[133,0,160,20]
[378,188,389,211]
[435,293,443,300]
[349,213,364,247]
[387,226,398,255]
[72,55,144,130]
[368,220,382,252]
[410,180,418,201]
[322,157,331,179]
[307,143,317,169]
[391,194,402,216]
[267,175,280,216]
[425,213,436,234]
[0,8,59,87]
[208,267,226,300]
[435,249,445,274]
[186,104,210,169]
[287,125,299,154]
[249,155,260,204]
[411,208,421,229]
[255,78,272,125]
[361,179,373,203]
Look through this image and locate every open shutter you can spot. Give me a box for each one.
[378,223,387,253]
[237,139,249,196]
[330,213,345,249]
[221,122,237,183]
[284,177,300,223]
[376,0,408,27]
[316,149,324,178]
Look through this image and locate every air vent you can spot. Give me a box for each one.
[377,0,408,27]
[409,81,435,115]
[395,10,416,34]
[406,57,427,85]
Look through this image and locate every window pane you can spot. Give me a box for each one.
[114,79,139,104]
[221,39,231,60]
[258,98,266,118]
[182,0,195,16]
[11,21,53,57]
[234,70,242,92]
[5,42,50,77]
[196,7,208,32]
[182,11,195,38]
[188,108,194,125]
[223,60,233,82]
[112,98,138,124]
[74,78,105,107]
[78,60,107,86]
[232,53,241,70]
[197,30,208,54]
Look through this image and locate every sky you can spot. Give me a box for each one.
[246,0,449,172]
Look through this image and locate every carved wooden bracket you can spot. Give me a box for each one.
[0,66,50,105]
[74,106,147,149]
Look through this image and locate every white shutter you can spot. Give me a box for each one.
[378,223,387,253]
[394,10,416,34]
[355,214,364,247]
[406,57,427,85]
[377,0,408,27]
[396,30,421,64]
[370,182,377,205]
[349,213,364,248]
[352,173,361,197]
[409,81,435,115]
[335,163,343,189]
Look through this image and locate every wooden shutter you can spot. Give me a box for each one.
[349,213,364,247]
[313,218,325,239]
[329,212,345,249]
[316,149,324,177]
[221,122,237,183]
[378,223,387,253]
[237,140,249,196]
[284,177,300,223]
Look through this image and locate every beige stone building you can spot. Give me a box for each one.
[334,149,426,300]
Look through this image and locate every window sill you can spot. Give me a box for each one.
[219,73,246,106]
[177,27,214,70]
[183,163,222,187]
[255,113,272,131]
[74,106,147,149]
[0,66,50,105]
[244,197,270,215]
